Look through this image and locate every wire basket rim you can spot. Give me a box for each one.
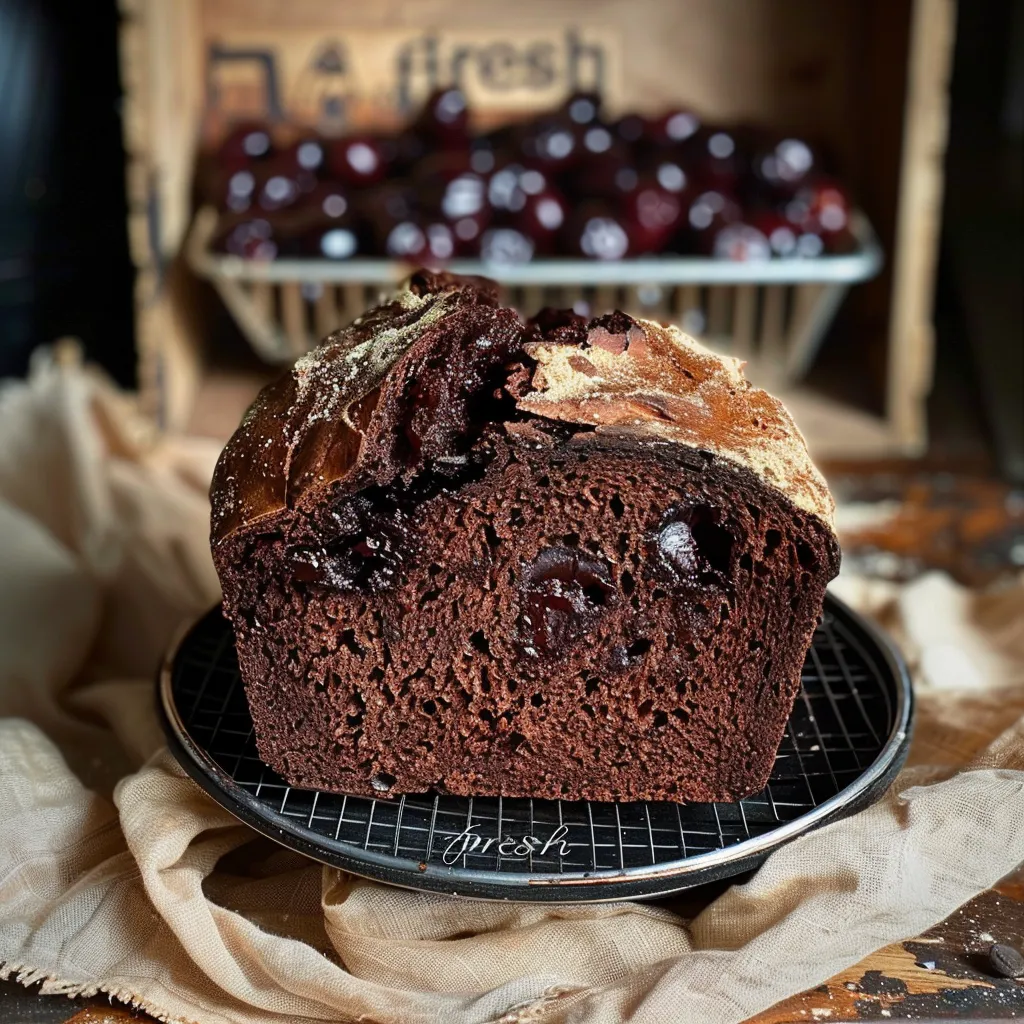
[186,205,884,286]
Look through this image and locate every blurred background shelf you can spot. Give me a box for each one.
[114,0,956,465]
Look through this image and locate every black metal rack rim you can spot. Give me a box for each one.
[157,590,912,903]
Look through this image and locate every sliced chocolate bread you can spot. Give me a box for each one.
[210,271,839,803]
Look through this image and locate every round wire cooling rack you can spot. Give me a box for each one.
[159,593,912,902]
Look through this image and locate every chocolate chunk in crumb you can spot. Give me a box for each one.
[988,943,1024,978]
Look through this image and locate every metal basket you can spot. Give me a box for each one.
[186,206,882,386]
[159,593,911,902]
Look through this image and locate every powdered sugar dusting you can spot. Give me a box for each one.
[517,320,834,527]
[211,284,469,543]
[211,280,834,544]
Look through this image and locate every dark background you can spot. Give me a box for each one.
[0,0,134,386]
[0,0,1020,476]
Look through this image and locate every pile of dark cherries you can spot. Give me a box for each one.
[207,88,857,264]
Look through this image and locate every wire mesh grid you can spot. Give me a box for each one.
[162,596,909,897]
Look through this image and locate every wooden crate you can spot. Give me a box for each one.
[119,0,955,458]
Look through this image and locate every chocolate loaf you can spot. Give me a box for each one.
[211,272,839,803]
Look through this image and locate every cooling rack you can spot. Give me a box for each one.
[159,593,912,902]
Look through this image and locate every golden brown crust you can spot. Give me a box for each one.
[516,318,835,526]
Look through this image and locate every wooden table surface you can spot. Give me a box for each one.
[4,872,1023,1024]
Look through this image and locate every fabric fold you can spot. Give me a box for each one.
[1,355,1022,1024]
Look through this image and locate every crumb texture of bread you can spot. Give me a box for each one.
[211,273,840,803]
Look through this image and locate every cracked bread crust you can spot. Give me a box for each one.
[211,276,833,548]
[211,271,517,543]
[517,311,834,527]
[210,272,840,803]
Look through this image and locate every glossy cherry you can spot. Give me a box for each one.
[749,210,799,257]
[479,225,535,264]
[254,159,311,212]
[328,136,392,187]
[687,189,742,235]
[647,109,701,147]
[521,547,614,655]
[709,223,772,261]
[216,122,274,170]
[521,116,580,172]
[413,87,471,147]
[355,183,418,251]
[569,147,639,202]
[513,187,569,252]
[656,508,733,588]
[622,180,684,253]
[215,166,258,212]
[384,217,456,263]
[684,126,745,188]
[783,176,851,234]
[562,92,603,127]
[430,167,490,219]
[275,182,359,258]
[649,152,692,196]
[563,204,634,260]
[214,160,311,215]
[752,136,818,194]
[214,214,279,260]
[279,135,327,177]
[612,112,648,147]
[486,163,554,214]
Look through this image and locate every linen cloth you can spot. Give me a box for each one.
[1,351,1022,1024]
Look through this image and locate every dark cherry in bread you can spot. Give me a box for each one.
[210,272,839,803]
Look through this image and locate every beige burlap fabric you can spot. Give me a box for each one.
[1,353,1023,1024]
